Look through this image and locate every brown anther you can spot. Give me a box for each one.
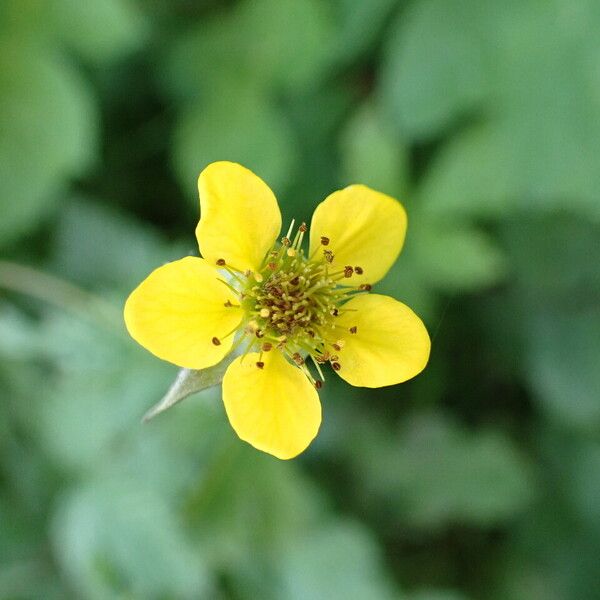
[224,300,233,307]
[290,276,299,286]
[282,236,291,246]
[349,326,358,334]
[315,380,323,390]
[344,266,354,278]
[320,236,330,246]
[255,329,264,338]
[331,362,341,371]
[211,337,221,346]
[332,343,341,352]
[261,342,273,352]
[292,353,305,366]
[256,361,265,369]
[332,308,339,316]
[359,283,372,291]
[267,262,277,270]
[245,270,253,277]
[216,258,226,266]
[330,354,339,362]
[299,223,307,232]
[354,266,363,275]
[323,249,334,263]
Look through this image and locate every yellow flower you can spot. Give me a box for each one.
[124,162,430,459]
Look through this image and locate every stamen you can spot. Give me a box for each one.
[216,258,226,266]
[256,361,265,369]
[354,266,363,275]
[359,283,372,291]
[331,362,341,371]
[343,266,354,278]
[349,326,357,334]
[320,236,330,246]
[211,337,221,346]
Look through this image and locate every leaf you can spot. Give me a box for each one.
[172,86,297,202]
[380,0,487,140]
[0,36,97,245]
[51,477,213,599]
[142,353,235,422]
[50,198,186,292]
[382,0,600,219]
[339,102,410,197]
[278,520,397,600]
[162,0,333,100]
[346,412,534,529]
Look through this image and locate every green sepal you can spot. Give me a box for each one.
[142,353,235,422]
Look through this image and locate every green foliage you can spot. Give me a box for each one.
[1,0,599,598]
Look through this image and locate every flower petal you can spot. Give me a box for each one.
[222,351,321,459]
[309,184,407,284]
[196,161,282,272]
[333,293,430,388]
[124,257,242,369]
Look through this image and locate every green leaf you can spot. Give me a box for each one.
[525,308,600,431]
[380,0,487,140]
[339,102,410,197]
[172,86,297,202]
[1,0,147,64]
[382,0,600,219]
[347,413,534,529]
[142,354,236,422]
[278,520,397,600]
[51,477,213,599]
[0,37,97,245]
[163,0,333,100]
[412,221,507,292]
[50,198,186,292]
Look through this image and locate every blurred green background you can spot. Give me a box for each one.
[1,0,599,598]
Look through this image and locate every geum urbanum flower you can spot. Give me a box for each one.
[125,162,430,459]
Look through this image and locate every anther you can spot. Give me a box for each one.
[224,300,233,307]
[344,266,354,278]
[320,236,330,246]
[216,258,226,266]
[292,353,305,366]
[255,330,264,338]
[282,236,291,246]
[354,266,363,275]
[268,262,277,270]
[211,337,221,346]
[323,249,334,263]
[359,283,372,291]
[261,342,273,352]
[287,248,296,257]
[331,308,339,316]
[349,326,358,334]
[331,362,341,371]
[256,361,265,369]
[260,308,270,318]
[315,380,323,390]
[299,223,308,233]
[254,273,264,283]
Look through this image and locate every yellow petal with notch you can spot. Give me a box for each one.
[309,185,407,285]
[196,161,282,272]
[333,293,430,388]
[222,351,321,459]
[124,257,242,369]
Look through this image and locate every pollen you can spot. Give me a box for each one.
[217,221,373,387]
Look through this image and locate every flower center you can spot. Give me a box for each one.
[213,221,369,388]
